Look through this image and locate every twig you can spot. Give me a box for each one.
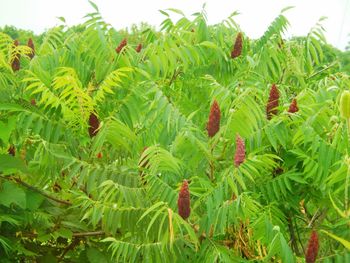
[0,175,72,206]
[72,231,105,237]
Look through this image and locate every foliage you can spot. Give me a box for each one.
[0,2,349,262]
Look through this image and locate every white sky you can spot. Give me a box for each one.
[0,0,349,50]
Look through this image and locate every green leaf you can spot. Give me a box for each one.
[0,181,26,209]
[0,154,28,175]
[321,230,350,250]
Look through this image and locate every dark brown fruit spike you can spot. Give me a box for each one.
[206,100,221,137]
[288,98,299,113]
[88,113,100,137]
[234,134,245,167]
[8,145,15,156]
[266,84,280,120]
[11,40,20,72]
[177,180,190,219]
[27,38,35,59]
[231,32,243,59]
[305,230,319,263]
[116,38,127,54]
[135,43,142,53]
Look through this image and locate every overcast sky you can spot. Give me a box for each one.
[0,0,349,50]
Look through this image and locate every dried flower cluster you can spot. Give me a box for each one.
[234,134,245,167]
[116,38,127,54]
[27,38,35,59]
[177,180,190,219]
[231,32,243,59]
[305,230,319,263]
[135,43,142,53]
[88,113,100,137]
[11,40,20,72]
[266,84,280,120]
[288,98,299,113]
[206,100,221,137]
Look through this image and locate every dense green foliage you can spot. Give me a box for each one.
[0,3,349,262]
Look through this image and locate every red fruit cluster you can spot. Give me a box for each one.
[27,38,35,59]
[206,100,221,137]
[88,113,100,137]
[135,43,142,53]
[11,40,20,72]
[266,84,280,120]
[288,98,299,113]
[115,38,127,54]
[97,152,103,158]
[231,32,243,59]
[177,180,190,220]
[8,145,15,156]
[30,99,36,106]
[234,134,245,167]
[305,230,319,263]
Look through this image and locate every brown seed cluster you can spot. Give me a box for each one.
[206,100,221,137]
[234,134,245,167]
[135,43,142,53]
[305,230,319,263]
[288,98,299,113]
[231,32,243,59]
[266,84,280,120]
[177,180,190,220]
[11,40,20,72]
[27,38,35,59]
[116,38,127,54]
[88,113,100,137]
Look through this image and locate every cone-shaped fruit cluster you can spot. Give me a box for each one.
[88,113,100,137]
[206,100,221,137]
[135,43,142,53]
[305,230,319,263]
[116,38,127,54]
[27,38,35,59]
[266,84,280,120]
[231,32,243,59]
[340,90,350,119]
[177,180,190,220]
[11,40,20,72]
[97,152,103,159]
[234,134,245,167]
[288,98,299,113]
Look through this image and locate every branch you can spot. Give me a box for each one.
[0,175,72,206]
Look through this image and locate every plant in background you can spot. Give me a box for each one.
[0,2,349,262]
